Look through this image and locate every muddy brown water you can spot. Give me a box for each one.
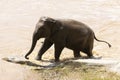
[0,0,120,80]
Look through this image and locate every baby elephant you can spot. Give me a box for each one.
[25,16,111,62]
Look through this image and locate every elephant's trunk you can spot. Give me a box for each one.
[25,34,38,59]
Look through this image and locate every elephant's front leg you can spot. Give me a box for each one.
[54,44,64,62]
[36,38,53,60]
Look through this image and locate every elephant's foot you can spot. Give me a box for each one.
[74,54,82,59]
[74,54,81,58]
[88,56,102,59]
[35,56,42,60]
[55,58,60,62]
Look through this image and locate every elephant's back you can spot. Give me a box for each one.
[58,19,92,31]
[59,19,92,36]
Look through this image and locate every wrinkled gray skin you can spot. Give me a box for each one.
[25,17,111,62]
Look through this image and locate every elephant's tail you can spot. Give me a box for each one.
[94,34,111,48]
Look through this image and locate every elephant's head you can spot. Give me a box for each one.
[25,16,61,59]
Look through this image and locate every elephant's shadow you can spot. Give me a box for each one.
[2,56,85,69]
[2,57,59,68]
[2,56,102,69]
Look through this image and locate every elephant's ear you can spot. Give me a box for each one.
[50,20,63,37]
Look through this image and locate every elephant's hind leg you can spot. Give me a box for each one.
[73,50,81,58]
[86,35,94,58]
[86,49,93,58]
